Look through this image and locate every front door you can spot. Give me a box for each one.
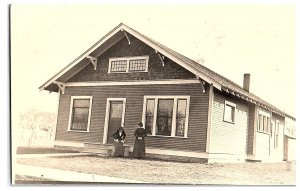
[106,100,126,144]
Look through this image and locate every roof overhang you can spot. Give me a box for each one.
[39,23,222,92]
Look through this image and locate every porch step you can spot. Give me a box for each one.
[82,143,114,156]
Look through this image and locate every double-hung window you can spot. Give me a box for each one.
[223,100,236,123]
[108,56,149,73]
[142,96,190,138]
[68,96,93,132]
[257,110,270,134]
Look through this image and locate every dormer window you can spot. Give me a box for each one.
[108,56,149,73]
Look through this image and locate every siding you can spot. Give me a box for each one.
[254,109,285,161]
[68,35,195,82]
[55,83,209,152]
[209,90,249,155]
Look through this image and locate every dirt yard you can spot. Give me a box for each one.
[16,155,296,185]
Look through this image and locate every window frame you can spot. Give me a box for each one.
[67,96,93,132]
[223,100,236,124]
[108,56,149,73]
[141,95,190,138]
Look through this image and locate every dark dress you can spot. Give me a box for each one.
[112,130,126,157]
[132,127,147,158]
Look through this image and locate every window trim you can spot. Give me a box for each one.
[108,56,149,73]
[141,95,190,138]
[223,100,236,124]
[67,96,93,132]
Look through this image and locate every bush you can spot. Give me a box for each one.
[17,109,57,147]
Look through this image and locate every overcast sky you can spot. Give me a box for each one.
[11,4,296,119]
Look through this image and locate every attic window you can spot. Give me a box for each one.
[108,56,149,73]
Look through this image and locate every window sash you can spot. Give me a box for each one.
[176,99,187,137]
[145,99,155,135]
[129,59,147,71]
[156,99,174,136]
[110,60,127,72]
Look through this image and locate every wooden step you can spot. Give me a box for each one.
[82,143,114,156]
[84,143,114,149]
[82,147,113,156]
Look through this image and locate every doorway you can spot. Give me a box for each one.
[103,98,126,144]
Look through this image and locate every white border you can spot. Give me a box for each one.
[108,55,149,73]
[67,96,93,132]
[142,95,190,138]
[103,98,127,144]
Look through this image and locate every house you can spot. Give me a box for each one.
[39,23,296,163]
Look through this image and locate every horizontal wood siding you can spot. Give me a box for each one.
[55,83,209,152]
[68,35,195,82]
[209,90,249,155]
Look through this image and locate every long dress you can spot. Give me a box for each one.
[132,127,147,158]
[112,130,126,157]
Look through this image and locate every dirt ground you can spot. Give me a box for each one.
[16,155,296,185]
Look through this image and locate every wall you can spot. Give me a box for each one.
[55,83,209,152]
[209,90,249,158]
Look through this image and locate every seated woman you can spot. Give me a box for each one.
[112,126,126,157]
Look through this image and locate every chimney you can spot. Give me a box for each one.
[243,73,250,92]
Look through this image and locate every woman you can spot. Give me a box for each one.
[112,126,126,157]
[132,122,147,159]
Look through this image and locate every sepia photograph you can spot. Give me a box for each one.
[10,2,296,186]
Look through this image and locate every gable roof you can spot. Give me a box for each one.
[39,23,295,120]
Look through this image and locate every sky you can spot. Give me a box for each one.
[10,4,296,120]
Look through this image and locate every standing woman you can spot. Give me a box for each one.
[132,122,147,158]
[112,126,126,157]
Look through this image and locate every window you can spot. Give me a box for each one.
[176,99,187,136]
[68,96,93,132]
[257,110,270,134]
[108,56,149,73]
[223,101,236,123]
[111,60,127,72]
[129,59,147,72]
[274,121,280,148]
[157,99,174,136]
[258,114,263,132]
[142,96,190,138]
[145,99,155,135]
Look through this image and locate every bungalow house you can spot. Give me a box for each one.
[39,23,296,163]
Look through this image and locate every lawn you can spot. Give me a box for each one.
[16,155,296,185]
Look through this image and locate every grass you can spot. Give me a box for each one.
[16,155,296,185]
